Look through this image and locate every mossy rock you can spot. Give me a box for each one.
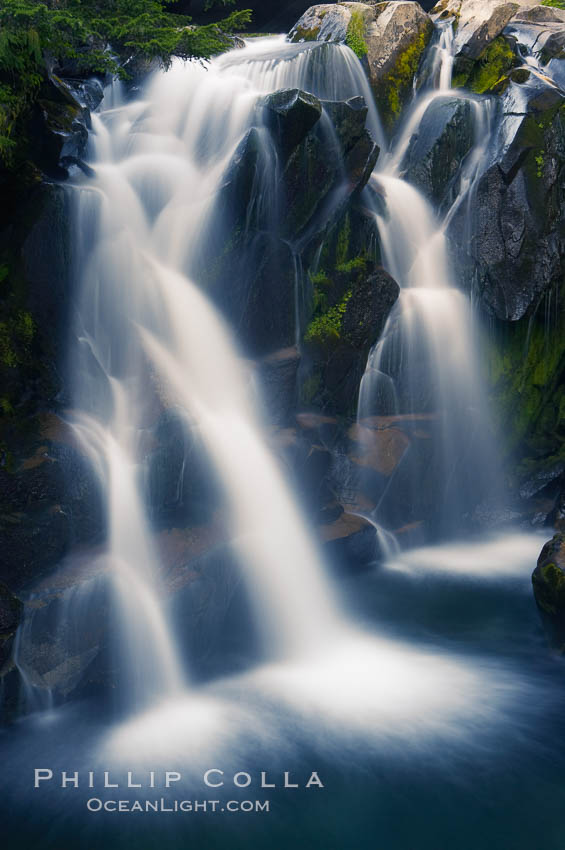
[452,36,517,93]
[366,3,434,130]
[532,533,565,650]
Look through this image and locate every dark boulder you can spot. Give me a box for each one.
[532,533,565,650]
[447,94,565,320]
[0,583,22,673]
[262,88,322,158]
[256,346,300,426]
[401,95,474,206]
[303,265,400,414]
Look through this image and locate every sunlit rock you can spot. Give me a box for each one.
[365,2,434,127]
[289,2,373,45]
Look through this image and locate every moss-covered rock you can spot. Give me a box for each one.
[289,3,374,45]
[366,2,434,130]
[302,255,399,414]
[532,533,565,650]
[452,35,517,92]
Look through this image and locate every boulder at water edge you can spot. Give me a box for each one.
[533,533,565,650]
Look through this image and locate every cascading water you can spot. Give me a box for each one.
[41,35,386,711]
[357,20,500,540]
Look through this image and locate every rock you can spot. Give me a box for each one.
[288,2,433,128]
[0,583,22,673]
[447,94,565,321]
[365,2,434,128]
[289,3,373,44]
[262,88,323,158]
[432,0,531,59]
[320,510,378,572]
[513,5,565,24]
[401,94,474,205]
[0,416,104,590]
[532,532,565,650]
[303,264,400,414]
[257,347,300,426]
[146,409,220,525]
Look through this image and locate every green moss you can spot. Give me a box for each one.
[301,371,321,404]
[346,10,368,60]
[486,302,565,459]
[467,37,516,94]
[0,310,34,369]
[335,213,351,266]
[381,28,431,124]
[291,24,321,42]
[336,255,367,275]
[304,289,352,346]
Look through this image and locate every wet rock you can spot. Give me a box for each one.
[262,88,323,158]
[304,265,400,414]
[257,346,300,426]
[0,583,22,673]
[0,416,104,591]
[146,409,220,526]
[447,94,565,320]
[320,510,377,573]
[365,2,434,128]
[401,94,474,205]
[532,532,565,650]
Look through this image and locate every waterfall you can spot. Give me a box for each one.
[53,36,386,711]
[357,21,500,540]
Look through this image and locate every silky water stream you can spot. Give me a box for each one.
[2,27,565,850]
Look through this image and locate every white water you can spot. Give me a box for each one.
[55,36,391,711]
[357,21,499,538]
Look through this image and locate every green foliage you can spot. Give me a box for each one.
[542,0,565,8]
[346,11,368,60]
[336,255,367,275]
[305,290,352,346]
[0,0,252,166]
[0,310,34,369]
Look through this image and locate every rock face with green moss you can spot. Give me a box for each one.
[302,258,399,413]
[365,2,434,128]
[289,2,375,46]
[532,533,565,650]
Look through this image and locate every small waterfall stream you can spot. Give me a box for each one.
[357,20,500,540]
